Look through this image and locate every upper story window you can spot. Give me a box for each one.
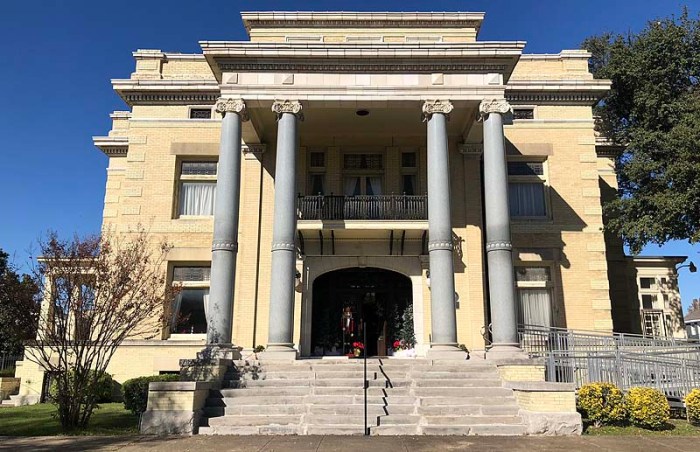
[177,161,217,217]
[515,265,553,328]
[171,265,210,335]
[308,151,326,195]
[346,36,383,43]
[344,154,383,170]
[512,108,535,120]
[401,151,418,195]
[508,160,548,218]
[343,153,384,196]
[189,108,212,119]
[286,36,322,43]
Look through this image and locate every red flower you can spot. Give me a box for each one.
[393,340,400,348]
[352,341,364,349]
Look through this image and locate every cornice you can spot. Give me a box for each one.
[241,11,485,33]
[218,60,510,74]
[93,136,128,157]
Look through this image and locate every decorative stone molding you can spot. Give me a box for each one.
[479,99,513,120]
[120,92,218,106]
[485,241,513,252]
[272,100,304,121]
[271,242,297,252]
[459,143,483,156]
[211,242,238,252]
[242,143,266,160]
[428,240,454,252]
[219,62,508,74]
[215,98,249,121]
[506,92,601,106]
[421,100,454,121]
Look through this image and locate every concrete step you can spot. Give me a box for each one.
[207,414,302,427]
[199,425,304,435]
[413,379,502,388]
[418,396,518,406]
[413,387,513,397]
[235,371,314,380]
[306,394,414,405]
[423,415,523,426]
[306,425,367,435]
[376,415,422,425]
[312,386,409,396]
[226,379,312,388]
[205,404,308,417]
[219,387,310,397]
[419,424,527,436]
[410,371,500,379]
[417,405,520,416]
[313,378,406,388]
[309,404,415,416]
[372,425,420,435]
[212,396,307,406]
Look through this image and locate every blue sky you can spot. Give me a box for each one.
[1,0,698,310]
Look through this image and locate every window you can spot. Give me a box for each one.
[515,266,553,327]
[177,161,217,217]
[513,108,535,120]
[400,152,418,195]
[308,151,326,195]
[189,108,212,119]
[640,277,656,290]
[171,266,210,335]
[508,160,547,218]
[344,154,383,170]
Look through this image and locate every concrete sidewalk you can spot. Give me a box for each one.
[0,435,698,452]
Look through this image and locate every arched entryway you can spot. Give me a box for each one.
[311,267,413,357]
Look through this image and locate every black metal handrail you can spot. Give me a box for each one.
[297,194,428,221]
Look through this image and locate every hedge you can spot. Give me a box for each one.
[122,374,180,414]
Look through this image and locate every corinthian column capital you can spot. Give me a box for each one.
[421,99,454,121]
[215,97,249,121]
[272,100,304,121]
[478,99,513,120]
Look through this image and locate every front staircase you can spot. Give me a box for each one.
[198,358,527,435]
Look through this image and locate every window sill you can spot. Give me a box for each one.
[168,333,207,341]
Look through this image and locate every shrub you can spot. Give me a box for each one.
[0,367,15,378]
[253,345,265,353]
[122,374,180,414]
[577,382,627,426]
[685,388,700,425]
[49,371,115,403]
[625,387,670,430]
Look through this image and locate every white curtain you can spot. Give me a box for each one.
[518,288,552,327]
[180,182,216,216]
[345,177,360,196]
[367,177,383,196]
[509,183,546,217]
[202,289,210,330]
[171,293,183,331]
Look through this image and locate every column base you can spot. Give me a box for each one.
[486,343,529,362]
[426,344,468,360]
[260,344,298,361]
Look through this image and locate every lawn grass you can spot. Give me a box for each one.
[584,418,700,436]
[0,403,138,436]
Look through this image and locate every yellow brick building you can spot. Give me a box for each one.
[11,11,687,404]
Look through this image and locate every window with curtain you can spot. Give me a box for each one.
[508,160,547,218]
[171,266,210,335]
[178,161,217,217]
[308,151,326,195]
[401,151,418,195]
[515,266,553,328]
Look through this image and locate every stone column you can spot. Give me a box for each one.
[265,100,303,359]
[422,100,463,359]
[480,99,522,357]
[207,98,248,346]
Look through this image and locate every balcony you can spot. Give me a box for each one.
[297,194,428,221]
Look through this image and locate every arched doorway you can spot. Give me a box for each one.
[311,267,413,357]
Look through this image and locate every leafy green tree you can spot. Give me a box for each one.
[0,249,39,356]
[582,8,700,253]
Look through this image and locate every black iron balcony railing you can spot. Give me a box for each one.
[297,194,428,221]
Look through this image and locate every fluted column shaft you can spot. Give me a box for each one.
[480,99,520,352]
[267,100,303,355]
[423,100,459,351]
[207,98,248,345]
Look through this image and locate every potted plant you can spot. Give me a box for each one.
[352,341,364,357]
